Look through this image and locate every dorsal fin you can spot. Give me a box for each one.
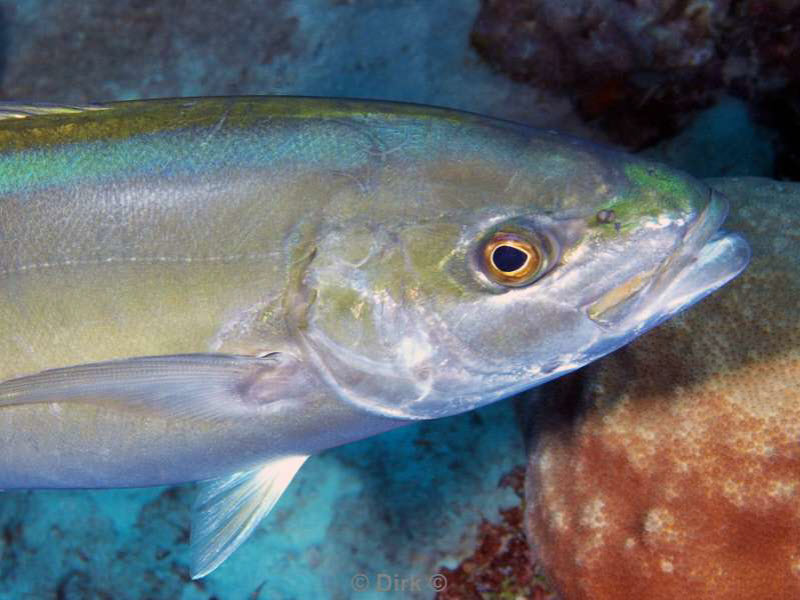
[0,102,108,121]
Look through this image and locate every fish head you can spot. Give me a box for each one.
[297,119,749,420]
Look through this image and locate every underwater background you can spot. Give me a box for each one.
[0,1,797,599]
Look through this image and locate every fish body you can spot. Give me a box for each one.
[0,97,749,576]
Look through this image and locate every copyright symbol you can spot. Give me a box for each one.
[429,573,447,591]
[351,574,369,591]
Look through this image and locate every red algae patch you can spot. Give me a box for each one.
[525,178,800,599]
[438,467,558,600]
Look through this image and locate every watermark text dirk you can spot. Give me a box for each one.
[351,572,447,593]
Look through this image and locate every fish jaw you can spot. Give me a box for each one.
[637,229,749,326]
[588,188,750,337]
[494,188,751,410]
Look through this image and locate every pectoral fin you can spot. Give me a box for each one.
[0,352,311,422]
[191,455,309,579]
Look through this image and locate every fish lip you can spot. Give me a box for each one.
[646,228,750,318]
[644,188,731,297]
[588,188,750,328]
[630,187,749,323]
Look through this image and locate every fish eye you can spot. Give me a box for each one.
[482,233,542,286]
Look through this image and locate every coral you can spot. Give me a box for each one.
[471,1,800,155]
[524,177,800,599]
[437,467,557,600]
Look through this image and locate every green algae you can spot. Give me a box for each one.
[587,162,706,238]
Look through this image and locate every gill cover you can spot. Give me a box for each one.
[296,212,584,420]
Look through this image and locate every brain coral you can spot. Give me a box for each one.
[524,177,800,599]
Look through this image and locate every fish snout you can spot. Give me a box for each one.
[585,188,750,333]
[618,188,750,332]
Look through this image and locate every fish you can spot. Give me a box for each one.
[0,97,750,577]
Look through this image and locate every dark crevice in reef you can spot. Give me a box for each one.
[471,0,800,180]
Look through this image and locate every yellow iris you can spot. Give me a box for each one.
[483,233,542,286]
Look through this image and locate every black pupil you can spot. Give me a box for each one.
[492,245,528,273]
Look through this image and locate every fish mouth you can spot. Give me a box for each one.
[588,188,751,331]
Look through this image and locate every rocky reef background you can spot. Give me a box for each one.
[472,0,800,177]
[0,1,795,599]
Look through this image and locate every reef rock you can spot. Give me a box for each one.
[525,177,800,599]
[472,0,800,155]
